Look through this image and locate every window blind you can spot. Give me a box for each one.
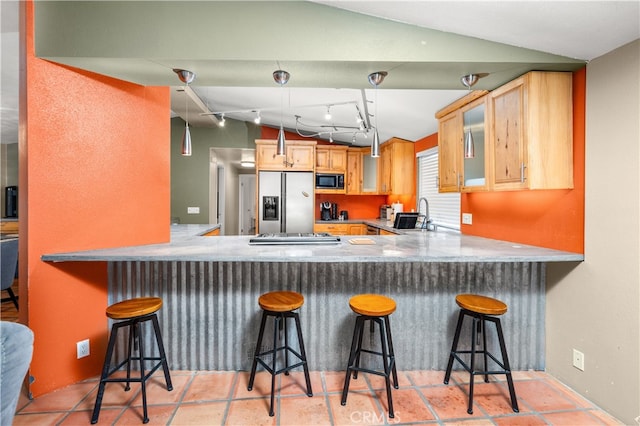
[417,147,460,230]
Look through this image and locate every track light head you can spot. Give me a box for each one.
[173,68,196,85]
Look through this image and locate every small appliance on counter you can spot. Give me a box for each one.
[380,204,391,220]
[331,203,338,220]
[340,210,348,220]
[393,212,419,229]
[320,202,332,221]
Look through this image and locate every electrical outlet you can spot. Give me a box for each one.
[77,339,90,359]
[462,213,473,225]
[572,349,584,371]
[187,207,200,214]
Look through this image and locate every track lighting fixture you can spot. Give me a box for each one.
[273,69,290,156]
[218,113,226,127]
[325,106,332,121]
[368,71,387,158]
[254,111,261,124]
[173,68,196,156]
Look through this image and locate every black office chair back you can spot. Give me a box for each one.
[1,238,19,308]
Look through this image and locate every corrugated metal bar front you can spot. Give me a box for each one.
[108,261,545,371]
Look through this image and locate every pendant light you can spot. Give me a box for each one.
[273,69,290,156]
[173,68,196,156]
[368,71,387,158]
[461,74,479,159]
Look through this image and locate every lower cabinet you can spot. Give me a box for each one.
[314,223,366,235]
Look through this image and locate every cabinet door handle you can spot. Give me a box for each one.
[457,174,461,190]
[520,163,527,183]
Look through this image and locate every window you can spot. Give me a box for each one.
[417,147,460,230]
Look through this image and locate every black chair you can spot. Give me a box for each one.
[1,239,19,309]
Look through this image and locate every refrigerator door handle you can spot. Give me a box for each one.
[281,173,286,233]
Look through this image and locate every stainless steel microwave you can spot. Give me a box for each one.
[315,173,344,190]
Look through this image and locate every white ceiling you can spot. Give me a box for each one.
[2,1,639,167]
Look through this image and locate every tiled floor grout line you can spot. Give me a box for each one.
[12,370,624,426]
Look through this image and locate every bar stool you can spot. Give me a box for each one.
[247,290,312,417]
[341,294,398,418]
[443,293,519,414]
[91,297,173,424]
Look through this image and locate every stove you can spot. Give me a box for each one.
[249,232,341,245]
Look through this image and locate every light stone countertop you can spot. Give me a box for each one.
[41,223,584,263]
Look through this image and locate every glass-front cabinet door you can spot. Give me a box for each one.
[460,96,489,192]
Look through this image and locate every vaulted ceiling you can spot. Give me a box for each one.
[2,1,639,155]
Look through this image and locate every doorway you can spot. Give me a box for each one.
[239,174,256,235]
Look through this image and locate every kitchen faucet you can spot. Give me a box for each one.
[418,197,434,230]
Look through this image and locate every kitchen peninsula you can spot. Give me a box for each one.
[43,225,582,373]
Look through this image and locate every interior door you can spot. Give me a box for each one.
[239,174,256,235]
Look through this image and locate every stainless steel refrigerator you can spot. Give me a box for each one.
[258,171,314,234]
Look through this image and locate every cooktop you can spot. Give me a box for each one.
[249,232,341,245]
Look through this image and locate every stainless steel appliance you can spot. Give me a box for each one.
[249,232,341,245]
[258,171,314,234]
[315,173,344,190]
[366,225,380,235]
[380,204,391,220]
[320,202,332,221]
[340,210,348,220]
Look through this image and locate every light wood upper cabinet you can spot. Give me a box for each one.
[488,71,573,190]
[255,139,316,171]
[346,147,379,194]
[437,110,463,192]
[437,91,490,193]
[316,145,347,173]
[378,138,415,195]
[346,148,363,194]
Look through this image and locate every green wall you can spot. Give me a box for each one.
[1,143,19,217]
[170,117,260,224]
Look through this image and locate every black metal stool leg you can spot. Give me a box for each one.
[283,313,290,375]
[352,316,366,379]
[293,312,313,397]
[125,320,135,391]
[495,318,519,413]
[341,315,363,406]
[467,316,478,414]
[378,317,394,418]
[136,321,149,424]
[480,318,489,383]
[91,323,120,424]
[444,310,465,384]
[383,316,398,389]
[248,311,268,391]
[269,315,279,417]
[151,314,173,391]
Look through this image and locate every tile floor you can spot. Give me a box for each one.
[12,369,623,425]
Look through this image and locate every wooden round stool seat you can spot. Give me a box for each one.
[258,291,304,312]
[106,297,163,320]
[455,294,507,316]
[349,294,396,317]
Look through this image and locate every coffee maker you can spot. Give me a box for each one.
[320,202,332,221]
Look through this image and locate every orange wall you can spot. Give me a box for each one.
[459,69,585,253]
[22,1,170,396]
